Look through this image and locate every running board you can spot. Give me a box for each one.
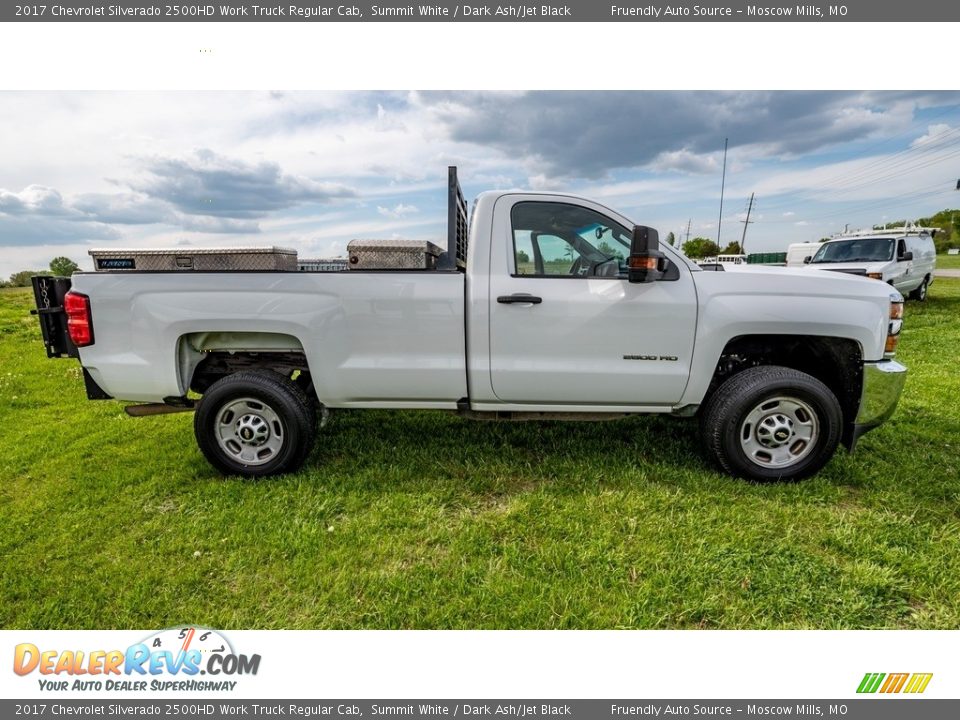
[124,400,196,417]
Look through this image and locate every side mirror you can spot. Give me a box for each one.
[628,225,666,283]
[900,251,913,261]
[803,256,812,264]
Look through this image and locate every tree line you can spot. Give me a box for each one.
[1,257,79,288]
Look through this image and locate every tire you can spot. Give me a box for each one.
[909,276,929,302]
[700,365,843,482]
[194,370,316,477]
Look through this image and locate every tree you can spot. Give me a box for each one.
[49,256,79,276]
[8,270,51,287]
[516,249,530,263]
[681,237,720,259]
[665,231,677,248]
[596,241,624,260]
[915,208,959,253]
[720,241,742,255]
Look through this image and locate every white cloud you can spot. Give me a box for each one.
[0,185,77,217]
[910,123,953,147]
[377,203,419,218]
[653,149,719,175]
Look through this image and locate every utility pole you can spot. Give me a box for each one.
[739,192,755,254]
[717,137,728,248]
[685,218,692,246]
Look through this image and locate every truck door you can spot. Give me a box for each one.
[892,237,914,293]
[487,198,698,407]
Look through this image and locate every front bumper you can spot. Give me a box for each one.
[847,359,907,448]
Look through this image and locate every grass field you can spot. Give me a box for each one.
[1,280,959,630]
[936,252,960,270]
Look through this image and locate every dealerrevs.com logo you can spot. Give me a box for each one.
[857,672,933,694]
[13,627,261,693]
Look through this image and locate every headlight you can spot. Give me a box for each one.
[885,297,904,356]
[867,272,883,280]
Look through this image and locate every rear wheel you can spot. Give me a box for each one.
[194,370,316,477]
[700,365,842,482]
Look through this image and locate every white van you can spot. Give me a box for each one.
[803,228,937,300]
[786,243,822,268]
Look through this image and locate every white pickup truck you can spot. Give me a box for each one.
[32,168,907,482]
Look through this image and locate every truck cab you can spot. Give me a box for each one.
[468,191,698,409]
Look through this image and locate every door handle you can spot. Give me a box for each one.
[497,294,543,305]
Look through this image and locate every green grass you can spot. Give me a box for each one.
[936,253,960,270]
[2,282,960,629]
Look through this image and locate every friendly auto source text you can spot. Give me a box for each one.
[610,5,841,17]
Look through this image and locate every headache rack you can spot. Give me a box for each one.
[439,165,469,271]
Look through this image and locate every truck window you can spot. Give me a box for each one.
[514,234,536,275]
[511,201,631,278]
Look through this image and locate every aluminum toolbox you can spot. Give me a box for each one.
[347,239,444,270]
[88,247,298,272]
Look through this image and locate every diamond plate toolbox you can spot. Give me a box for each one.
[88,247,298,272]
[347,239,445,270]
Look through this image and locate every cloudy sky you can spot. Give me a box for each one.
[2,90,959,276]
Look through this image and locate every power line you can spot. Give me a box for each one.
[750,122,960,213]
[754,184,957,225]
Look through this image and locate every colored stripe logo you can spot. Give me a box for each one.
[857,672,933,694]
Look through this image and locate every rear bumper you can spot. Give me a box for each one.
[847,359,907,448]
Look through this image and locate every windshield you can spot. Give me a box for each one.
[811,238,894,264]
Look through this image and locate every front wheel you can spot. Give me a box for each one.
[909,276,929,302]
[700,366,843,482]
[194,370,316,477]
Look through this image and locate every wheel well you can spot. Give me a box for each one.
[706,335,863,425]
[177,332,317,400]
[188,351,314,399]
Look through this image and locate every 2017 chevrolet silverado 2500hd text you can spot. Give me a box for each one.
[31,168,907,482]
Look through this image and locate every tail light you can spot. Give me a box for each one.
[64,291,94,347]
[885,296,903,356]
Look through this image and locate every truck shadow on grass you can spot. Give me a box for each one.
[287,408,729,493]
[258,403,953,500]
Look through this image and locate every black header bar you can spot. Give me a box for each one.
[4,0,960,22]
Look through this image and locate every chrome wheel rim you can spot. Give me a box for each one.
[215,397,284,466]
[739,396,819,469]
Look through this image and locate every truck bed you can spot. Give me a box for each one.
[70,271,468,407]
